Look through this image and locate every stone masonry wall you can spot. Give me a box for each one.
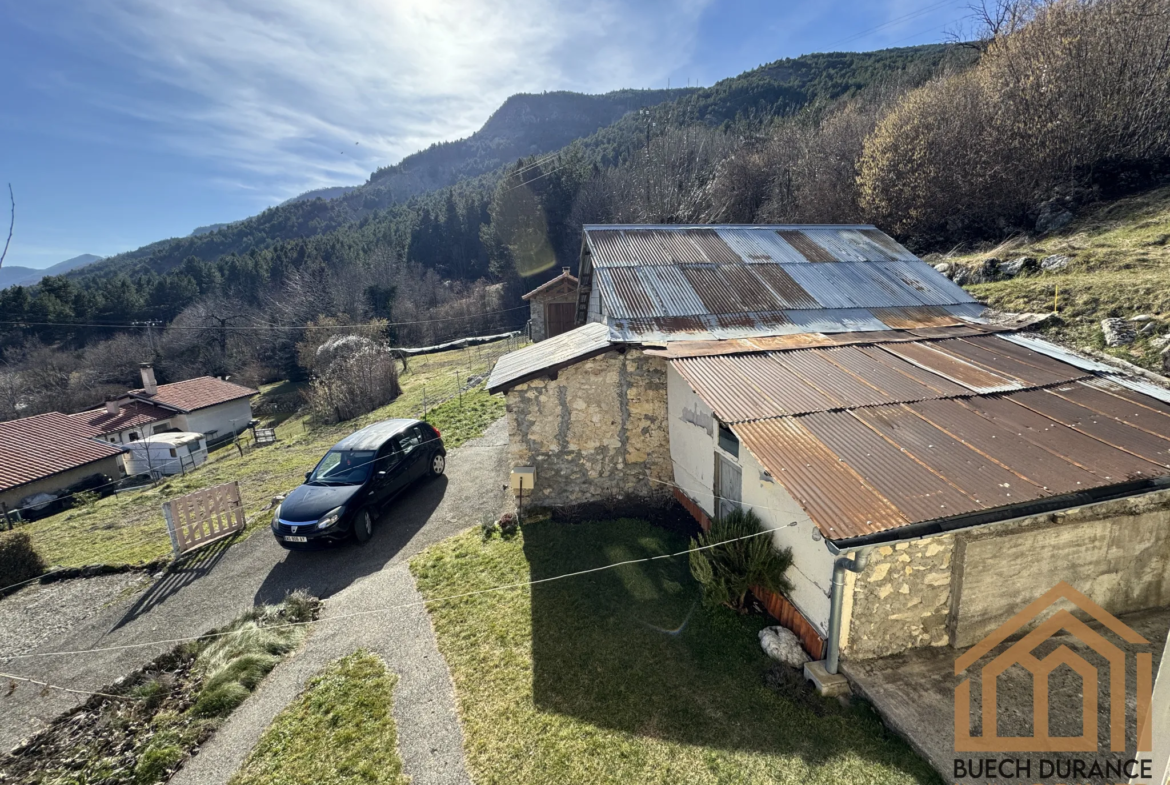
[504,349,672,507]
[846,537,956,660]
[845,487,1170,661]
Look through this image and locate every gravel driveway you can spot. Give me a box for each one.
[0,416,509,773]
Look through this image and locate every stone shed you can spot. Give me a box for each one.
[522,267,578,342]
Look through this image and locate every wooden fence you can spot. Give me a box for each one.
[162,481,246,557]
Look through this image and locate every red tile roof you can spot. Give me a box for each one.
[69,400,173,435]
[0,412,125,493]
[131,377,258,413]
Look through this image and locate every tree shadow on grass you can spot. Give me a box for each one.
[523,514,941,783]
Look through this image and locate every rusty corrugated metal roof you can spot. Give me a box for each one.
[672,332,1170,541]
[581,225,978,342]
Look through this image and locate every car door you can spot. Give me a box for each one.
[375,438,410,501]
[398,426,427,482]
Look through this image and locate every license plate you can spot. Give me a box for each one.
[284,535,307,543]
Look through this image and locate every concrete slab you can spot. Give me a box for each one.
[804,660,850,697]
[844,607,1169,784]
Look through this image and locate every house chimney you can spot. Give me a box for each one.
[562,267,570,276]
[139,363,158,395]
[104,396,120,416]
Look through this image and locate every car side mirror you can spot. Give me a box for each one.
[304,472,311,482]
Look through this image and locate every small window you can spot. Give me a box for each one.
[128,432,140,441]
[399,428,423,450]
[718,422,739,458]
[169,448,178,457]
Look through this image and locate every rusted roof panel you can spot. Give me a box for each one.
[680,265,752,314]
[1047,381,1170,438]
[785,309,892,334]
[771,350,896,409]
[852,405,1050,507]
[799,410,982,522]
[936,337,1084,387]
[870,306,962,330]
[823,345,960,401]
[749,265,819,308]
[776,230,837,262]
[961,395,1164,483]
[1007,387,1170,468]
[684,228,742,264]
[727,354,839,415]
[733,418,910,539]
[879,341,1022,393]
[836,228,898,262]
[657,231,710,265]
[909,398,1100,493]
[719,265,790,311]
[595,267,661,318]
[714,227,808,264]
[1081,378,1170,417]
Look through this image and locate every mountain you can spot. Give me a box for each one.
[279,185,358,206]
[0,253,101,289]
[61,46,959,285]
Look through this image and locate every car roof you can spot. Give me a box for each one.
[330,419,420,452]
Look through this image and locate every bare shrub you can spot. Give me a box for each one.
[305,344,402,424]
[0,531,46,593]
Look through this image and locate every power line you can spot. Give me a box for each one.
[0,670,132,701]
[0,305,532,332]
[824,0,960,48]
[2,524,777,663]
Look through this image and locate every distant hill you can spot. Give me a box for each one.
[279,185,358,206]
[65,45,961,283]
[0,253,101,289]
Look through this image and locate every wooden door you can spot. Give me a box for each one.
[545,302,576,338]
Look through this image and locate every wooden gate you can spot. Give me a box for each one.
[162,481,246,557]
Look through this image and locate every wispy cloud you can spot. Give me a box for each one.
[20,0,712,203]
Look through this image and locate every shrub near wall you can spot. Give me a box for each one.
[0,531,46,593]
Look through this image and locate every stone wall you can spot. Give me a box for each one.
[845,487,1170,661]
[846,536,956,660]
[504,349,672,508]
[528,287,578,342]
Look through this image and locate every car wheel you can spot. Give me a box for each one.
[353,509,374,544]
[429,452,446,477]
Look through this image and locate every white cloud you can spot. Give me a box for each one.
[27,0,712,202]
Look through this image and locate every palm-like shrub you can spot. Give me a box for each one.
[688,508,793,611]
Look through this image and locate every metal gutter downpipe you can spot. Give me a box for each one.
[825,547,871,675]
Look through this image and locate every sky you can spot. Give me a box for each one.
[0,0,971,270]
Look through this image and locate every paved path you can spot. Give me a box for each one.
[0,418,508,782]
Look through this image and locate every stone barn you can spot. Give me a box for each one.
[488,223,1170,679]
[522,267,578,342]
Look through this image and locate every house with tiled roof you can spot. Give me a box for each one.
[487,223,1170,690]
[70,399,177,445]
[0,411,125,516]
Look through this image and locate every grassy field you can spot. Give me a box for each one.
[951,186,1170,371]
[410,517,939,785]
[229,651,407,785]
[4,338,515,569]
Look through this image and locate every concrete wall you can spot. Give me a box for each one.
[0,455,123,513]
[528,283,578,342]
[845,488,1170,660]
[666,365,837,634]
[177,399,253,444]
[503,349,672,508]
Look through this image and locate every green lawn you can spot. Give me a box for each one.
[410,518,940,785]
[6,339,514,569]
[951,186,1170,371]
[229,651,407,785]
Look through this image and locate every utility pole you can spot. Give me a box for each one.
[133,320,164,357]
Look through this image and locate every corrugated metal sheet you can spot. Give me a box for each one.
[486,323,612,392]
[858,228,918,261]
[750,265,819,308]
[634,266,707,317]
[869,306,962,330]
[715,227,808,264]
[879,341,1023,393]
[784,309,892,334]
[733,418,910,539]
[775,230,837,262]
[684,228,741,264]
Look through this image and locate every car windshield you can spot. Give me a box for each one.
[308,449,376,485]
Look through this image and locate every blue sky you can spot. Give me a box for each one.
[0,0,970,269]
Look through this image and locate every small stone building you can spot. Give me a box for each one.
[522,268,578,342]
[488,223,1170,669]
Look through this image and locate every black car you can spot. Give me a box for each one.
[272,418,445,549]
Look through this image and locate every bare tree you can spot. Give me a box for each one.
[0,184,13,271]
